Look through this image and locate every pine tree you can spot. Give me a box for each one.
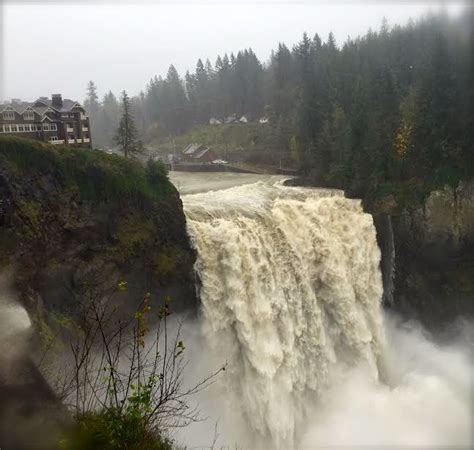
[159,65,190,135]
[85,81,99,109]
[271,43,294,120]
[84,81,101,144]
[194,59,212,123]
[115,91,143,158]
[102,90,120,147]
[98,8,472,189]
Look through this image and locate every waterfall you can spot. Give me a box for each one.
[182,179,385,449]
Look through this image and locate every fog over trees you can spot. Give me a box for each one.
[85,8,473,193]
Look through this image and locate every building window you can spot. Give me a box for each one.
[51,123,58,131]
[11,125,18,132]
[43,124,50,131]
[23,111,35,120]
[36,125,42,131]
[51,136,59,141]
[3,125,11,132]
[18,125,25,132]
[3,111,15,120]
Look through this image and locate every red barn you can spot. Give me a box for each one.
[182,143,217,163]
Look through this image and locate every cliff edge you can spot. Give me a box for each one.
[0,137,197,323]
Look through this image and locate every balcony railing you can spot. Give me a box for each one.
[83,138,90,143]
[82,127,89,132]
[68,139,75,144]
[66,127,74,132]
[50,139,65,145]
[76,139,83,143]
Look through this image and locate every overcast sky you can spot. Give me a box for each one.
[1,1,466,102]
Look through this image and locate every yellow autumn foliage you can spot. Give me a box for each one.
[393,123,412,160]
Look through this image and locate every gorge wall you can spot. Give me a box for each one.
[374,180,474,326]
[0,137,198,326]
[0,137,198,448]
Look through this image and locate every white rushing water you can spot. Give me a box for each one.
[175,174,472,449]
[182,177,384,448]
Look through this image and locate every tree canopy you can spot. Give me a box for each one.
[85,8,473,191]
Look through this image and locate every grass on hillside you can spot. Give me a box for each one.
[0,136,172,202]
[152,122,291,156]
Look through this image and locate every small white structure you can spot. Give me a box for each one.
[225,114,237,124]
[259,116,269,124]
[209,117,222,125]
[239,115,248,123]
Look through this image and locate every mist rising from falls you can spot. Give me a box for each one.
[0,274,32,382]
[183,179,384,448]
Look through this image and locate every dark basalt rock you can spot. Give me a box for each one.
[373,182,474,328]
[287,174,474,328]
[0,139,198,322]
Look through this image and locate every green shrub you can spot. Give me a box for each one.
[0,136,173,202]
[112,213,155,260]
[146,159,169,196]
[60,410,173,450]
[154,246,179,278]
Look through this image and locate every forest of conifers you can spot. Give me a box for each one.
[85,8,473,195]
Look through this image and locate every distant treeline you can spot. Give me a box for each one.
[85,8,473,193]
[84,48,265,147]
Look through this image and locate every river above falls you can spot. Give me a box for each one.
[170,171,287,194]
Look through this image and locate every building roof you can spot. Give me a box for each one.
[182,143,214,159]
[183,143,206,155]
[194,147,213,158]
[0,102,30,114]
[0,96,84,115]
[33,98,81,112]
[32,106,53,116]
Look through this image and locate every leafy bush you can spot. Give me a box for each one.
[60,410,173,450]
[52,280,224,450]
[146,158,169,195]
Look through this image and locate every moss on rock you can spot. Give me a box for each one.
[0,136,197,326]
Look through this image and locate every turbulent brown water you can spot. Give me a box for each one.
[173,174,472,449]
[1,174,470,449]
[181,176,384,448]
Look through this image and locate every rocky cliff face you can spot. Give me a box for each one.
[375,181,474,326]
[0,137,199,449]
[0,138,197,328]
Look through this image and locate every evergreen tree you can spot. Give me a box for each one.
[115,91,142,158]
[84,81,101,144]
[86,8,472,190]
[101,90,120,147]
[85,81,99,112]
[158,65,190,135]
